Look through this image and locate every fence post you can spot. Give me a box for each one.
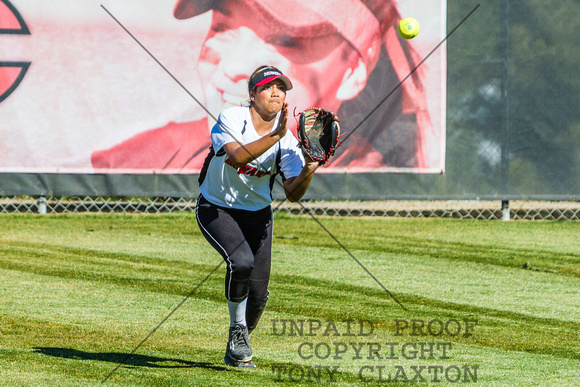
[500,0,511,198]
[37,196,47,215]
[501,200,510,221]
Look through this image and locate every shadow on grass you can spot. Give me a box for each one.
[33,347,227,371]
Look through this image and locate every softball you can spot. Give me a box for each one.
[398,17,420,39]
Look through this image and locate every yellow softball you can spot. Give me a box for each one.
[398,17,420,40]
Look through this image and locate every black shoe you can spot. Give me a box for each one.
[225,323,252,363]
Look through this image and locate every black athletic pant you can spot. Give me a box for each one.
[196,194,272,331]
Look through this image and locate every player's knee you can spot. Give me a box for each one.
[233,257,254,279]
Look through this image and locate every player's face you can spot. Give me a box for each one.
[252,80,287,116]
[196,4,358,118]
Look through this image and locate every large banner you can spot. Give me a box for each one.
[1,0,446,175]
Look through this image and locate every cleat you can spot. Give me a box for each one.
[225,323,252,363]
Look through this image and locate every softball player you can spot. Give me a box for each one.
[196,65,319,368]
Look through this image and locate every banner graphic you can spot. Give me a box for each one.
[0,0,446,174]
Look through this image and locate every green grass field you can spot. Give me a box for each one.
[0,213,578,386]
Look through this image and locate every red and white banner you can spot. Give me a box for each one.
[0,0,446,174]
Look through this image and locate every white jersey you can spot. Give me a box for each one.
[200,106,304,211]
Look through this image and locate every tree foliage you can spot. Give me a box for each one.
[446,0,579,196]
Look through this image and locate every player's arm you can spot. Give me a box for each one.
[223,132,282,168]
[283,156,319,202]
[223,104,288,168]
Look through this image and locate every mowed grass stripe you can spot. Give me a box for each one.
[1,221,577,361]
[0,240,200,268]
[2,281,576,385]
[0,274,389,387]
[274,232,580,278]
[1,314,326,387]
[266,274,580,361]
[1,238,575,334]
[0,240,223,297]
[1,249,577,363]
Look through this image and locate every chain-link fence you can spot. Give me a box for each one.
[1,196,578,220]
